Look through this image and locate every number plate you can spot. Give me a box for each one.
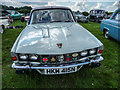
[44,67,77,74]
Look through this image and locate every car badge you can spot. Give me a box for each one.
[57,43,62,48]
[66,58,70,61]
[43,57,48,62]
[72,53,78,57]
[66,54,70,57]
[51,57,55,62]
[58,55,64,62]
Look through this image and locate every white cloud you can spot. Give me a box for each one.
[113,1,120,7]
[70,1,89,12]
[0,0,31,7]
[106,1,120,12]
[92,3,104,9]
[47,2,56,6]
[0,0,119,12]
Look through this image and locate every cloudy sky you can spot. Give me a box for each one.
[0,0,120,12]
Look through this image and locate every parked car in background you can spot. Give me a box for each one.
[24,13,30,22]
[11,6,104,75]
[89,9,107,22]
[0,16,8,34]
[0,9,10,16]
[6,10,23,21]
[0,9,9,33]
[73,12,88,23]
[107,14,113,19]
[101,9,120,42]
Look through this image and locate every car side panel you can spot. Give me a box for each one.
[0,19,8,28]
[110,20,119,41]
[11,14,23,19]
[101,19,114,38]
[101,9,120,42]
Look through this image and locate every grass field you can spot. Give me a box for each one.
[2,20,119,88]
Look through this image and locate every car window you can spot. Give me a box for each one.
[30,9,74,24]
[95,10,104,14]
[113,12,120,21]
[15,11,18,14]
[11,11,15,15]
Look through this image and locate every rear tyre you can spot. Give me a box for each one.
[104,30,109,39]
[0,25,5,34]
[16,69,25,74]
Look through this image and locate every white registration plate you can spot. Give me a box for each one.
[44,67,77,75]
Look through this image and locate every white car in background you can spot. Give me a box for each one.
[0,16,8,34]
[24,13,30,22]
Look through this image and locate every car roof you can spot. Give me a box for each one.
[31,6,71,11]
[90,9,105,11]
[6,10,15,13]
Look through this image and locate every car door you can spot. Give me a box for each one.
[110,11,120,41]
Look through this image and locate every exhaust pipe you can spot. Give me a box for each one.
[91,62,101,68]
[15,69,30,74]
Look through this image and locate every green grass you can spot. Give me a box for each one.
[2,20,119,88]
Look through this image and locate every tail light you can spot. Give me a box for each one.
[12,56,17,61]
[11,52,17,61]
[98,50,103,53]
[98,45,104,54]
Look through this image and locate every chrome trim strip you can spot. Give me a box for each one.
[14,54,101,64]
[103,22,120,29]
[12,56,103,69]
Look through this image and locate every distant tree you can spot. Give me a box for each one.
[8,6,14,10]
[0,5,9,10]
[17,6,32,14]
[19,6,32,11]
[105,11,113,15]
[82,11,89,16]
[15,7,19,10]
[0,4,32,14]
[18,9,30,14]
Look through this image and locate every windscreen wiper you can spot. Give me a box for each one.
[50,20,63,23]
[64,20,73,22]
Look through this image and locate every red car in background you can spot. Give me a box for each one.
[24,13,30,22]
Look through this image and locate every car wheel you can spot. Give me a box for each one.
[104,30,109,39]
[0,25,4,34]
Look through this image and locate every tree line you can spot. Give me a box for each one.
[0,4,32,14]
[0,4,113,15]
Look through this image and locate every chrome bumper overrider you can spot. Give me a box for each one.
[12,56,103,69]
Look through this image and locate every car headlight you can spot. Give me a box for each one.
[89,49,96,55]
[72,53,78,57]
[29,55,38,60]
[81,51,88,56]
[19,54,28,60]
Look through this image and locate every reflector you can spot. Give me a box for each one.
[98,50,103,53]
[12,56,17,61]
[66,58,70,61]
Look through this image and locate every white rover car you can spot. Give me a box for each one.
[11,6,104,75]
